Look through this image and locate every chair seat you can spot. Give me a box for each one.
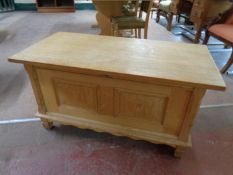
[159,0,172,12]
[112,16,145,29]
[209,24,233,44]
[226,15,233,24]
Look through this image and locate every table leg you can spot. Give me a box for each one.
[96,12,112,36]
[194,24,202,44]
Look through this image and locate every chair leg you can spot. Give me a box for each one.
[177,15,181,23]
[144,27,148,39]
[224,43,231,49]
[156,9,161,23]
[167,13,173,31]
[135,29,138,38]
[111,23,115,36]
[130,29,133,35]
[221,49,233,74]
[194,27,202,44]
[111,23,118,37]
[138,29,141,39]
[203,31,210,45]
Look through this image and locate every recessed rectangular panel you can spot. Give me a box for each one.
[53,79,98,111]
[115,89,167,124]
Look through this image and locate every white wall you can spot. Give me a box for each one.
[14,0,36,3]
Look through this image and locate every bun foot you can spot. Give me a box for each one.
[174,146,186,158]
[41,118,53,129]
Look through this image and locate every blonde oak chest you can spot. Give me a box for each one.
[9,32,226,157]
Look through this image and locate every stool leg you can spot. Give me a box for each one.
[221,49,233,74]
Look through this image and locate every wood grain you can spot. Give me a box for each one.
[9,32,226,157]
[9,32,226,90]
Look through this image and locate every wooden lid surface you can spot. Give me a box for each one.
[9,32,226,90]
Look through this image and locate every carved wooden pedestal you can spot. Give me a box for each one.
[92,0,126,35]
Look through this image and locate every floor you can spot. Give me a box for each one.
[0,11,233,175]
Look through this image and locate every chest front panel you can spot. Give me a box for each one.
[36,68,193,137]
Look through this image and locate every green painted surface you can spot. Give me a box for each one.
[14,3,95,11]
[14,3,36,11]
[75,3,95,10]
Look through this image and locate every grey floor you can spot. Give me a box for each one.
[0,10,233,175]
[1,11,233,121]
[0,11,100,120]
[0,10,184,121]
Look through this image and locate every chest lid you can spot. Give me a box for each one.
[9,32,226,91]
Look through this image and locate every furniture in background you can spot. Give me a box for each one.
[111,0,153,39]
[0,0,14,12]
[156,0,175,31]
[92,0,127,35]
[121,0,140,38]
[203,6,233,73]
[122,0,139,16]
[156,0,192,31]
[177,0,193,24]
[155,0,231,43]
[190,0,232,43]
[151,0,160,18]
[36,0,75,12]
[9,32,225,157]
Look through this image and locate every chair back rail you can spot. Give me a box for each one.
[111,0,153,39]
[203,5,233,74]
[139,0,154,23]
[209,5,233,26]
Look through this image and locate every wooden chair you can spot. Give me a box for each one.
[122,0,139,16]
[121,0,140,37]
[111,0,154,39]
[203,5,233,74]
[156,0,174,31]
[151,0,160,18]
